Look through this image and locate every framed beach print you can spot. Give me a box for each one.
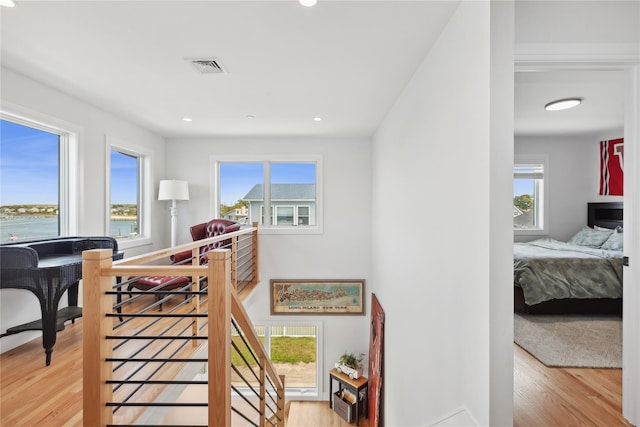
[270,279,365,315]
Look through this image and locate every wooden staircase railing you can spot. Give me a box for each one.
[81,226,285,427]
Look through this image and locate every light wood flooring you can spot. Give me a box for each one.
[0,318,633,426]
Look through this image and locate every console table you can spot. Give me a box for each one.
[0,236,122,366]
[329,368,368,423]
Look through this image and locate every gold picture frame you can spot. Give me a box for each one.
[270,279,365,315]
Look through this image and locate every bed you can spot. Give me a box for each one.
[514,202,624,315]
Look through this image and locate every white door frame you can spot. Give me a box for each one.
[515,44,640,425]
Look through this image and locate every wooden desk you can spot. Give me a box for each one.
[329,368,368,423]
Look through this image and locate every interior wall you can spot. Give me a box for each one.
[623,64,640,426]
[515,132,624,242]
[0,67,167,353]
[489,1,515,424]
[164,136,373,399]
[371,2,509,425]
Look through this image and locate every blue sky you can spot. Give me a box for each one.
[0,120,59,205]
[220,162,316,205]
[1,119,315,207]
[513,179,534,197]
[110,150,137,204]
[1,119,137,205]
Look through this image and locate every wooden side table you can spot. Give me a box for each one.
[329,368,368,423]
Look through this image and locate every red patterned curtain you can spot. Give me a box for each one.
[599,138,624,196]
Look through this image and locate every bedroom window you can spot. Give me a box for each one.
[513,159,546,234]
[213,156,323,234]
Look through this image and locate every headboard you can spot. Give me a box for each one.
[588,202,623,229]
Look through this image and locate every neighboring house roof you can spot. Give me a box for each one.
[513,210,533,228]
[242,184,315,201]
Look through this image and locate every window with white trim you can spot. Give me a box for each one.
[241,322,321,396]
[109,149,141,239]
[513,157,547,234]
[106,136,151,246]
[0,115,76,242]
[213,156,322,234]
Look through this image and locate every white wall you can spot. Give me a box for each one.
[164,136,372,399]
[515,132,624,242]
[489,2,516,424]
[371,2,512,425]
[0,67,167,353]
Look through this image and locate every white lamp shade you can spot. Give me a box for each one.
[158,180,190,201]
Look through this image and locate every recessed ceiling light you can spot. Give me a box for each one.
[246,115,255,119]
[544,98,582,111]
[299,0,317,7]
[183,117,193,122]
[313,117,323,122]
[0,0,16,7]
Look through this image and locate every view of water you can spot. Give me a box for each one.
[0,217,136,242]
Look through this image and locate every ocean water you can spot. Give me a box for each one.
[0,217,136,242]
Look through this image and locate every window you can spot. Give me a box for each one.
[514,157,547,234]
[242,322,322,396]
[275,206,294,225]
[213,156,322,234]
[0,116,76,242]
[106,136,151,247]
[109,149,140,239]
[298,206,310,225]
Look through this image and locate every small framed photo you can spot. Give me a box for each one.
[270,279,365,315]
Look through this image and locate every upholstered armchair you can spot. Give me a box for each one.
[128,218,241,310]
[171,218,241,264]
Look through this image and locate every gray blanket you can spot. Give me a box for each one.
[514,238,623,305]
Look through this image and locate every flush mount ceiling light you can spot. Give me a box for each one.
[313,117,323,121]
[182,117,193,122]
[0,0,16,7]
[299,0,317,7]
[544,98,582,111]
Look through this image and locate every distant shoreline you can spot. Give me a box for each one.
[0,215,137,221]
[110,216,137,221]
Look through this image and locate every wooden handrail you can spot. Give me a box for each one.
[117,227,255,266]
[81,225,285,426]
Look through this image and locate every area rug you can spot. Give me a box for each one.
[514,313,622,368]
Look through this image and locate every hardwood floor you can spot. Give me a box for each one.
[513,344,632,427]
[287,401,368,427]
[0,318,633,426]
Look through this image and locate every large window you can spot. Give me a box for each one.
[0,117,74,242]
[106,136,151,246]
[513,157,547,234]
[214,156,322,234]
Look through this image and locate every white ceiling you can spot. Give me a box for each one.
[514,69,625,137]
[1,1,638,139]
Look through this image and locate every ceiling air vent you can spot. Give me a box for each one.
[188,58,227,74]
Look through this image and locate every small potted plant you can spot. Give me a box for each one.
[335,352,364,379]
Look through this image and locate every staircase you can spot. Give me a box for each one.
[81,225,286,427]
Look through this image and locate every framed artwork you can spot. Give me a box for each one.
[599,138,624,196]
[369,293,385,427]
[270,279,365,315]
